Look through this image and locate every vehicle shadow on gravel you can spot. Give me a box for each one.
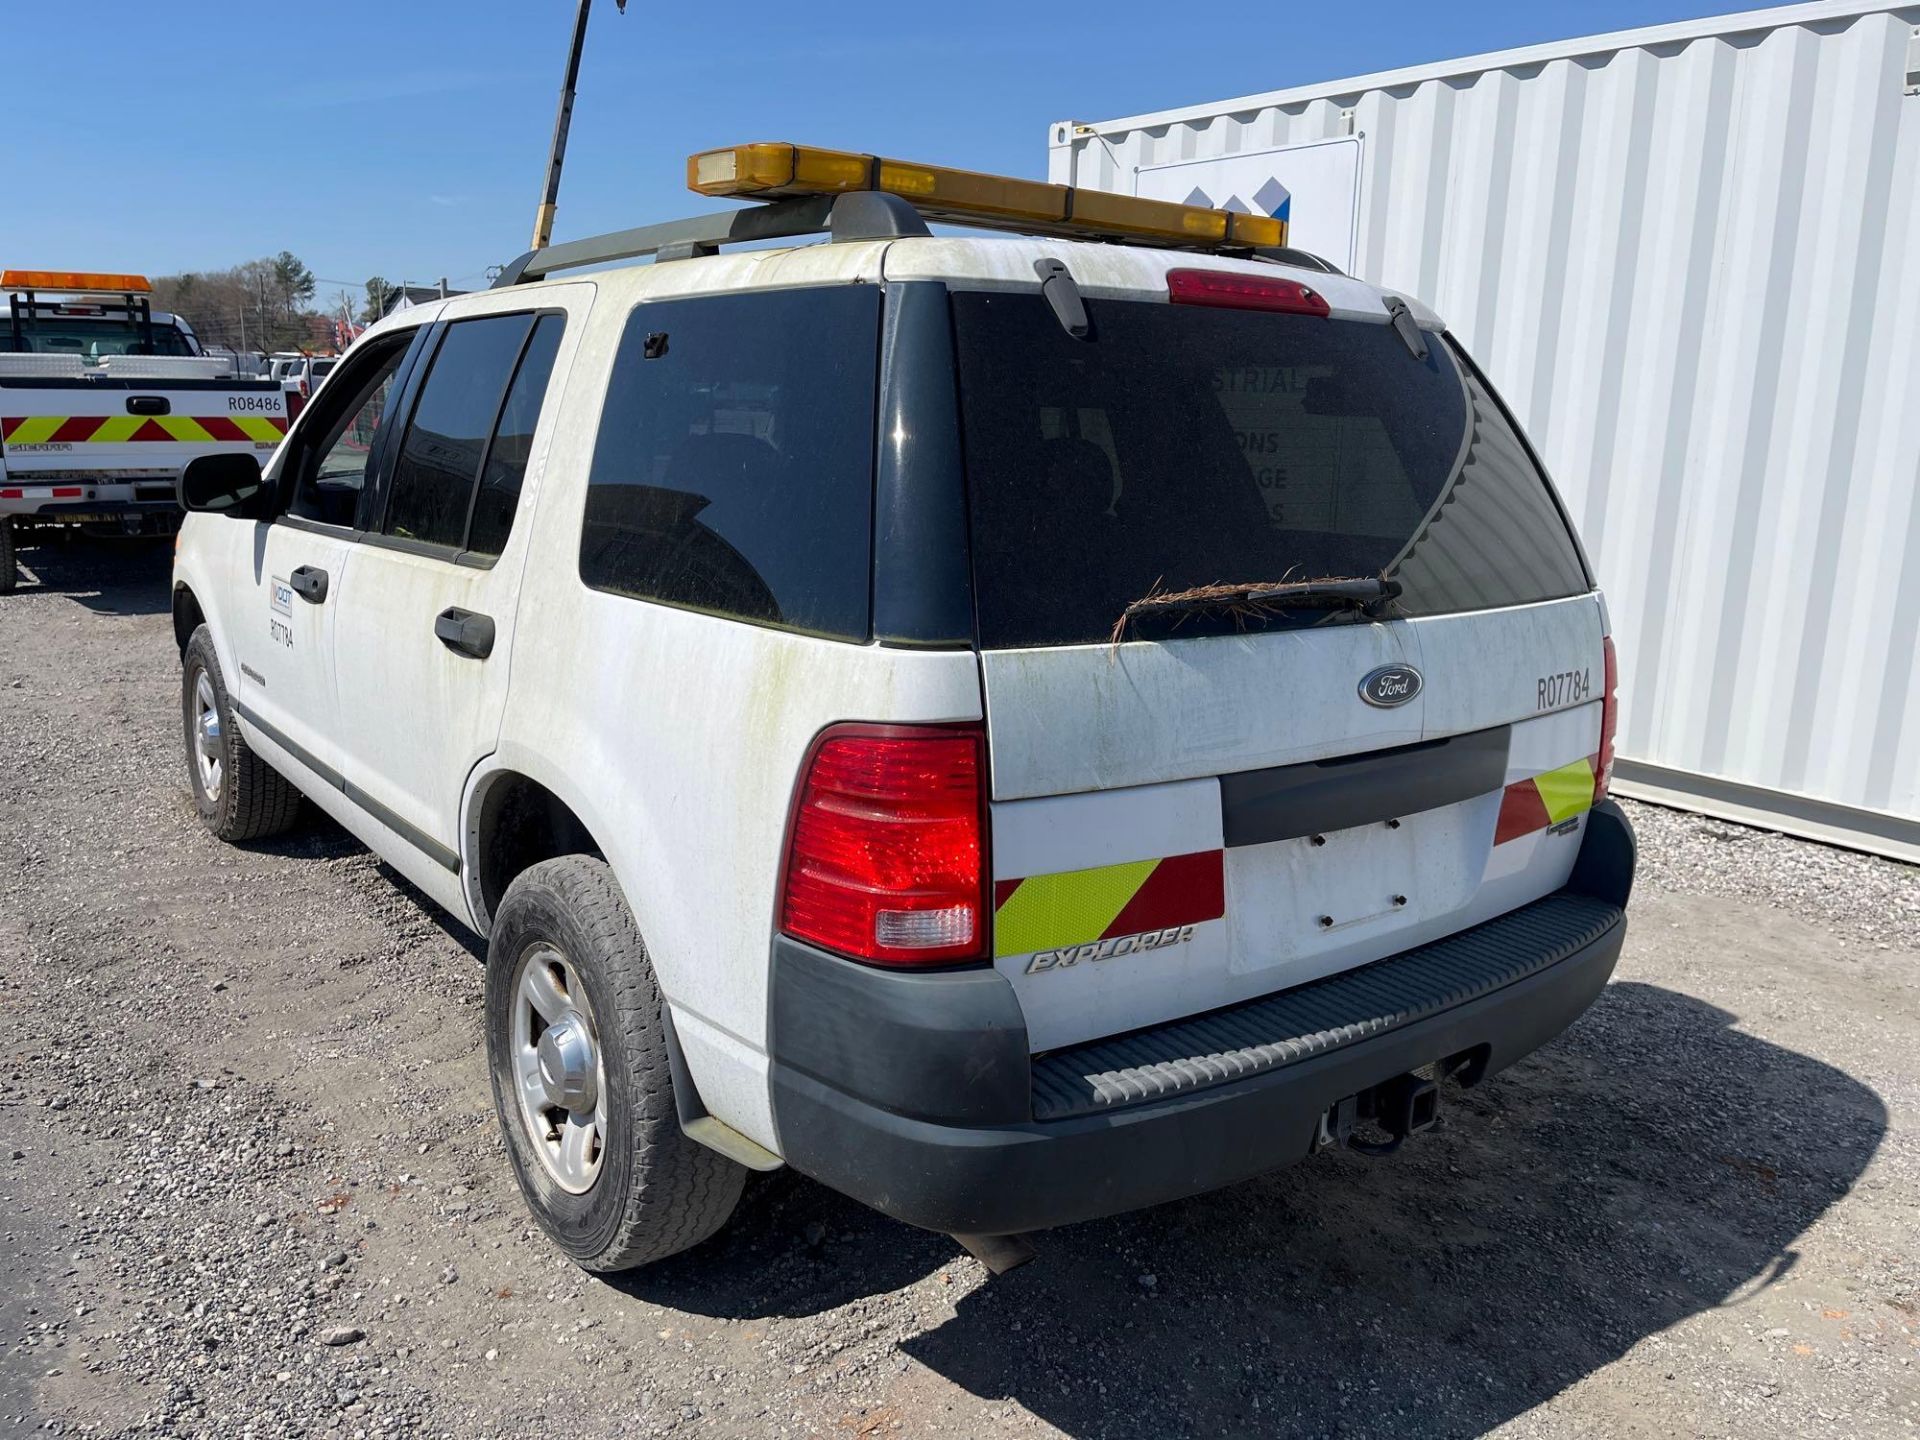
[2,532,172,616]
[629,979,1886,1439]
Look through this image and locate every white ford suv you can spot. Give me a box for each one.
[169,145,1635,1273]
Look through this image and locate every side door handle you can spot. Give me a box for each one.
[289,565,329,603]
[434,607,496,660]
[126,395,171,416]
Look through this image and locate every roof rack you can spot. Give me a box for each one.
[494,192,927,288]
[494,142,1330,288]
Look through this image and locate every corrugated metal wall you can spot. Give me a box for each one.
[1052,1,1920,859]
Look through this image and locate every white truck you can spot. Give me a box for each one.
[170,143,1635,1275]
[1,270,288,593]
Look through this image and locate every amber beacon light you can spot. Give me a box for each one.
[687,143,1288,252]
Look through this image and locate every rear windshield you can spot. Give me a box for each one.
[1,315,196,358]
[950,293,1589,649]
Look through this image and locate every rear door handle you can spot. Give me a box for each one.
[289,565,328,603]
[126,395,171,416]
[434,607,495,660]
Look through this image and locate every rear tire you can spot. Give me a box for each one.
[0,519,16,595]
[486,855,745,1272]
[182,626,302,841]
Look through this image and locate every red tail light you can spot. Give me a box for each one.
[780,724,988,967]
[1595,636,1619,799]
[1167,267,1331,317]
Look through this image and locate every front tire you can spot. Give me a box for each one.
[181,626,302,841]
[486,856,745,1272]
[0,518,16,595]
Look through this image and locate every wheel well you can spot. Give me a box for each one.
[473,773,601,925]
[171,584,206,656]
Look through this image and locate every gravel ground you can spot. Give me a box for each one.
[1,536,1916,1440]
[1624,802,1920,951]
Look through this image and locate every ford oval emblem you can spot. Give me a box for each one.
[1359,664,1422,708]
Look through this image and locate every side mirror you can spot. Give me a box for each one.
[178,453,271,519]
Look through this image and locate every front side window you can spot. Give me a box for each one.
[579,286,881,641]
[468,315,565,559]
[384,315,535,550]
[379,311,564,556]
[288,332,413,529]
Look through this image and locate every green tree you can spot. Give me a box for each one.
[360,276,391,325]
[271,251,316,314]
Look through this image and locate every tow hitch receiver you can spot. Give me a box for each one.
[1319,1071,1441,1156]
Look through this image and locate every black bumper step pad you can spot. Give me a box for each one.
[1030,892,1623,1122]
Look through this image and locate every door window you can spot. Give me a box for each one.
[288,332,414,529]
[380,311,565,557]
[468,315,565,559]
[578,287,881,641]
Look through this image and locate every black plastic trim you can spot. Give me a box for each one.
[1569,798,1636,908]
[1220,725,1511,848]
[233,701,461,873]
[769,935,1029,1126]
[767,807,1636,1235]
[771,906,1624,1235]
[871,283,976,648]
[1031,892,1620,1120]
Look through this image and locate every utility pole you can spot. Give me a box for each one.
[530,0,625,252]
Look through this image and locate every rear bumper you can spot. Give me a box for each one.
[2,497,181,529]
[768,800,1636,1236]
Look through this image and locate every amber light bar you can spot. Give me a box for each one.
[2,269,152,294]
[687,143,1287,251]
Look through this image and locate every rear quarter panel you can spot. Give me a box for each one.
[483,252,982,1152]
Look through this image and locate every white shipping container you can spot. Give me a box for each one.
[1051,0,1920,861]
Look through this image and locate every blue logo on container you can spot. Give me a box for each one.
[1184,178,1291,225]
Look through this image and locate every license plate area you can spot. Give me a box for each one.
[1224,802,1487,984]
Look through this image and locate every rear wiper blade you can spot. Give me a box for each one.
[1123,576,1402,621]
[1111,576,1402,644]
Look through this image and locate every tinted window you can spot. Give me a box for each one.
[288,333,413,529]
[384,314,534,549]
[950,293,1589,648]
[0,317,196,357]
[580,287,880,641]
[468,314,564,559]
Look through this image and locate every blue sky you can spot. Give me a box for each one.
[5,0,1741,306]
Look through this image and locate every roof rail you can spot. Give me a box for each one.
[493,192,930,287]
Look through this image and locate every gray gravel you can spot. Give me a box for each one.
[1,536,1916,1439]
[1623,798,1920,951]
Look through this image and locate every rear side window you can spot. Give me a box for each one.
[579,286,881,642]
[950,293,1589,648]
[381,311,563,556]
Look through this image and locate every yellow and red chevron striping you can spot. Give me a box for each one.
[1,414,287,445]
[1494,755,1600,845]
[992,850,1224,958]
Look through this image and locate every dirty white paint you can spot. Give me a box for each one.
[1051,1,1920,859]
[0,372,286,501]
[173,237,1608,1150]
[982,596,1601,1050]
